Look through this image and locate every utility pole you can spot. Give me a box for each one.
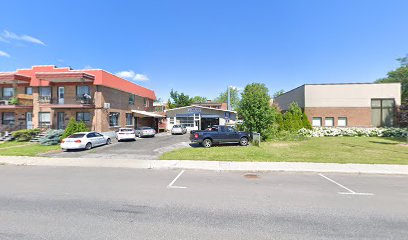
[227,86,231,110]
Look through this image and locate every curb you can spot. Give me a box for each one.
[0,156,408,175]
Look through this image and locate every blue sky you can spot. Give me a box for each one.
[1,0,407,100]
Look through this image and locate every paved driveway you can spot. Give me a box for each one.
[45,133,190,159]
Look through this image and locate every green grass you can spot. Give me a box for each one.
[0,142,60,156]
[160,137,408,165]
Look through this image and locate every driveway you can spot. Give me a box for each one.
[45,133,190,159]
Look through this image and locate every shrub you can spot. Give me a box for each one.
[12,129,41,142]
[9,97,19,105]
[302,112,312,129]
[61,118,89,140]
[298,127,408,138]
[40,129,65,145]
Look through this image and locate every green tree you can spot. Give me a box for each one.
[376,57,408,103]
[61,118,89,140]
[302,112,312,129]
[273,89,285,98]
[214,86,241,110]
[168,89,193,108]
[238,83,278,141]
[191,96,208,103]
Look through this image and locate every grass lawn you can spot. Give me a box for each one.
[160,137,408,165]
[0,141,60,156]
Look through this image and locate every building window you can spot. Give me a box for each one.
[2,112,15,125]
[338,117,347,127]
[129,95,135,105]
[169,117,175,124]
[25,87,33,95]
[76,112,91,123]
[371,99,395,127]
[177,116,194,127]
[39,87,51,97]
[39,112,51,128]
[144,98,149,107]
[312,117,322,127]
[109,112,120,127]
[324,117,334,127]
[126,113,133,126]
[2,87,14,99]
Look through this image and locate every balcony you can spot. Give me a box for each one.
[38,96,95,108]
[0,94,33,109]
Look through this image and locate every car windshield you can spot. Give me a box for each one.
[142,127,152,130]
[173,125,181,128]
[119,128,133,132]
[68,134,85,138]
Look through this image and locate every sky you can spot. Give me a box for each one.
[0,0,407,101]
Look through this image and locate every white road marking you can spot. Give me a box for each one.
[318,173,373,196]
[167,170,187,189]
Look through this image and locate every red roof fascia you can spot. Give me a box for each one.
[35,72,95,81]
[0,73,31,82]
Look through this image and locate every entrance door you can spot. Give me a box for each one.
[57,112,65,129]
[58,87,65,104]
[26,112,33,129]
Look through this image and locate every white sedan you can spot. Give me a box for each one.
[60,132,111,151]
[116,128,136,141]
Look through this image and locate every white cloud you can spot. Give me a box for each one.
[116,70,149,82]
[0,50,10,58]
[83,65,93,69]
[2,30,45,46]
[230,85,243,91]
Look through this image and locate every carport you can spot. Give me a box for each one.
[131,110,165,132]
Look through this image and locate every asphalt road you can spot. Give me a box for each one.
[45,133,191,159]
[0,165,407,240]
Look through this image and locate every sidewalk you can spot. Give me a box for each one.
[1,156,408,175]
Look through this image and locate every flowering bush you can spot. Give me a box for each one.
[298,127,408,138]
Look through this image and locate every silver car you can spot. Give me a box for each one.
[135,127,156,138]
[60,132,111,151]
[171,125,187,135]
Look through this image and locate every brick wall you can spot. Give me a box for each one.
[304,107,372,127]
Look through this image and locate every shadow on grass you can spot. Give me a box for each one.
[189,143,243,148]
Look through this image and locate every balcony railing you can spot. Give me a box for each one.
[38,96,94,105]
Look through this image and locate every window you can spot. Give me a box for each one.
[39,112,51,128]
[371,99,395,127]
[338,117,347,127]
[324,117,334,127]
[25,87,33,95]
[86,132,96,138]
[129,95,135,105]
[109,112,120,127]
[2,112,15,125]
[76,86,90,96]
[176,116,194,127]
[169,117,175,124]
[144,98,149,107]
[126,113,133,126]
[312,117,322,127]
[2,87,14,99]
[39,87,51,97]
[76,112,91,123]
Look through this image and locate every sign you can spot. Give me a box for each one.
[187,107,202,113]
[224,112,230,119]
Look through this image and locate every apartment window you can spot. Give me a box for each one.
[39,112,51,128]
[129,95,135,105]
[126,113,133,126]
[144,98,149,107]
[76,112,91,123]
[324,117,334,127]
[76,85,90,96]
[25,87,33,95]
[109,112,120,127]
[338,117,347,127]
[2,87,14,99]
[371,99,395,127]
[312,117,322,127]
[2,112,15,125]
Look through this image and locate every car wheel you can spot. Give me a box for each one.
[106,138,111,145]
[240,137,249,146]
[138,133,142,138]
[85,142,92,150]
[202,138,212,148]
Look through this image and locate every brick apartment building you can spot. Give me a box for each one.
[273,83,401,127]
[0,65,162,133]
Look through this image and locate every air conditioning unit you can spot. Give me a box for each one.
[103,103,111,109]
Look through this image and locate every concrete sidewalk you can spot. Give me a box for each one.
[1,156,408,174]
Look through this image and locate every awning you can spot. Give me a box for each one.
[36,72,95,83]
[0,73,31,84]
[132,110,164,118]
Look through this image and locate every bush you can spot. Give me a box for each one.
[12,129,41,142]
[298,127,408,138]
[61,118,89,140]
[40,129,65,145]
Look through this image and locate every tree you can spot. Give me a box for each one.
[61,118,89,140]
[238,83,278,141]
[191,96,208,103]
[214,87,241,110]
[168,89,193,108]
[376,57,408,103]
[273,89,285,98]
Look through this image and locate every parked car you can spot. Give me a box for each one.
[190,125,250,148]
[171,125,187,135]
[135,127,156,138]
[60,132,111,151]
[116,128,136,141]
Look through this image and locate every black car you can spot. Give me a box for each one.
[190,125,250,148]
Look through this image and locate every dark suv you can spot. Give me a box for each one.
[190,125,250,148]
